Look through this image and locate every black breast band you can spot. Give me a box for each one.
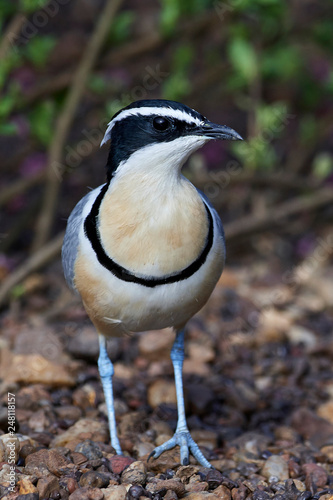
[84,184,214,288]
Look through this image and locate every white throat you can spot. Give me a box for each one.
[112,135,208,188]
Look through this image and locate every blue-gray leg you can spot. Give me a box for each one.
[149,329,212,468]
[98,334,122,455]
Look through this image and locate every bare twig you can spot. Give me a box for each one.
[23,9,220,106]
[0,13,26,60]
[0,170,45,208]
[32,0,124,251]
[194,171,317,195]
[0,231,64,306]
[225,186,333,242]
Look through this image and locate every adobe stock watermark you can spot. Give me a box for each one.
[52,65,169,180]
[203,160,242,199]
[6,393,17,493]
[203,107,295,200]
[7,0,71,54]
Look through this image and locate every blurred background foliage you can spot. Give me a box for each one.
[0,0,333,303]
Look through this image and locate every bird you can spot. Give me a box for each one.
[62,99,242,468]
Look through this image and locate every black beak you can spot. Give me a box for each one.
[197,120,243,141]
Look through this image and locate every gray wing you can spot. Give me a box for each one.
[62,190,95,291]
[197,188,225,244]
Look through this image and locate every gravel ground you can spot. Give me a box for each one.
[1,257,333,499]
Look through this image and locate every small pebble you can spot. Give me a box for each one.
[121,460,146,485]
[127,484,145,499]
[214,485,231,500]
[79,470,110,488]
[68,486,104,499]
[302,463,328,488]
[109,455,135,474]
[37,476,60,498]
[206,469,224,489]
[75,439,103,460]
[101,484,127,500]
[261,455,289,481]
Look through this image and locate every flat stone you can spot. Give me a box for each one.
[51,418,108,449]
[79,471,110,488]
[302,463,328,488]
[68,486,104,499]
[75,440,103,460]
[186,482,209,493]
[45,448,73,476]
[24,449,53,477]
[146,478,186,496]
[214,485,232,500]
[0,352,75,387]
[37,476,60,498]
[101,485,127,500]
[121,460,146,485]
[108,455,135,474]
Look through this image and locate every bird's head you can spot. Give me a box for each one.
[101,99,243,181]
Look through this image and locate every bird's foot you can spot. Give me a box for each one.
[148,430,212,468]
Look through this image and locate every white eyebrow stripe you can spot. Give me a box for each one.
[100,106,203,146]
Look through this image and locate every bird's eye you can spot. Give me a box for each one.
[153,116,170,131]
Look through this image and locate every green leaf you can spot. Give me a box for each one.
[312,153,333,179]
[19,0,49,13]
[160,0,181,36]
[88,74,107,95]
[232,137,277,170]
[262,45,301,80]
[228,38,258,84]
[256,102,288,136]
[0,94,15,118]
[24,35,56,68]
[29,100,55,146]
[162,73,191,101]
[0,122,17,135]
[162,44,193,100]
[11,284,26,299]
[109,11,135,44]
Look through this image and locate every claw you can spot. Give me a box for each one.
[147,431,212,468]
[147,450,156,462]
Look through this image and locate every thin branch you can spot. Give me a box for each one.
[0,13,26,60]
[32,0,124,251]
[23,9,220,106]
[0,231,64,307]
[225,186,333,242]
[0,170,45,208]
